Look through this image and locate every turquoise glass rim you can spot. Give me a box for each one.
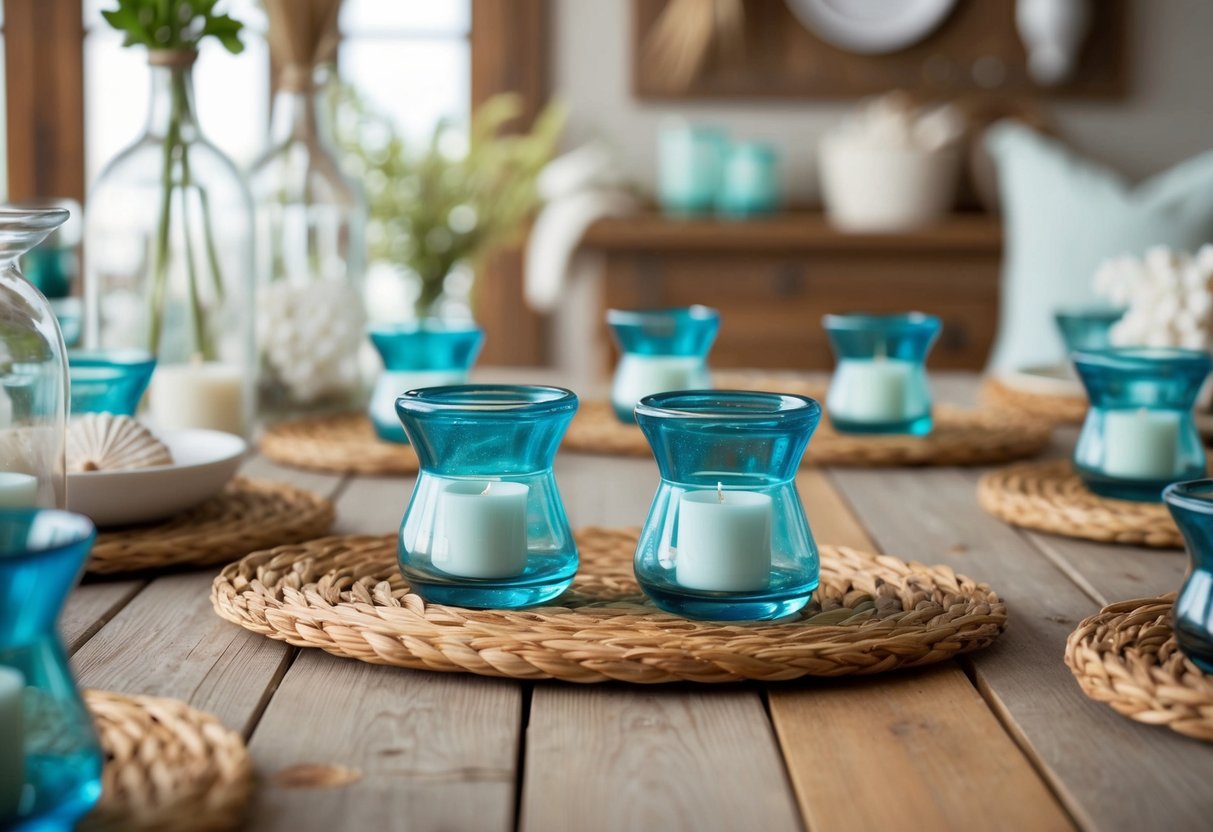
[636,389,821,425]
[606,305,719,327]
[396,384,577,417]
[1071,346,1213,373]
[0,507,96,562]
[1163,479,1213,514]
[822,311,941,334]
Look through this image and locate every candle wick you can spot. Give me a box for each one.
[717,482,724,503]
[875,340,887,361]
[481,483,492,496]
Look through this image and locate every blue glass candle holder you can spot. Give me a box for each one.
[823,312,941,435]
[1054,307,1125,353]
[367,321,484,443]
[657,122,728,216]
[0,508,102,830]
[633,390,820,621]
[68,349,156,416]
[607,306,719,424]
[717,141,779,218]
[1165,479,1213,673]
[1073,348,1211,502]
[395,385,579,609]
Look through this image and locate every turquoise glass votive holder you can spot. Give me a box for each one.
[1164,479,1213,673]
[68,349,156,416]
[823,312,941,435]
[395,385,579,609]
[607,306,719,424]
[657,123,728,216]
[367,320,485,443]
[633,390,820,621]
[0,508,103,830]
[1073,348,1211,502]
[1055,307,1125,354]
[717,141,779,218]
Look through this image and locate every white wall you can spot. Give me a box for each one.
[552,0,1213,202]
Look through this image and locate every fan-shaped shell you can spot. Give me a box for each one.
[68,413,173,473]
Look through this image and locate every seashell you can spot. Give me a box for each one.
[68,413,173,473]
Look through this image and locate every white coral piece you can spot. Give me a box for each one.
[1094,245,1213,351]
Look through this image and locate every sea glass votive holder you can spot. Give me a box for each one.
[0,508,103,830]
[1054,307,1125,354]
[395,385,579,608]
[823,312,941,435]
[1164,479,1213,673]
[717,141,779,218]
[657,121,728,216]
[1072,348,1211,502]
[632,390,820,621]
[607,306,719,424]
[67,349,156,417]
[367,320,484,443]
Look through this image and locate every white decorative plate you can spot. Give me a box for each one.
[68,429,247,527]
[785,0,958,54]
[996,364,1085,398]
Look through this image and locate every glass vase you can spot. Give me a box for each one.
[249,70,368,413]
[395,385,578,608]
[15,199,82,349]
[1073,348,1211,502]
[823,312,941,435]
[0,209,72,510]
[1054,307,1125,354]
[84,49,254,437]
[1164,479,1213,674]
[0,508,103,830]
[633,390,821,621]
[367,321,484,443]
[607,306,719,424]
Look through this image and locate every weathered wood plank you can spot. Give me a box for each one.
[831,465,1213,831]
[1026,530,1188,608]
[240,452,346,500]
[62,579,146,654]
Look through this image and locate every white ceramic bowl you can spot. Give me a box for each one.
[68,429,247,527]
[819,138,962,232]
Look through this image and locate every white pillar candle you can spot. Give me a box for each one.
[436,481,529,579]
[612,355,708,414]
[676,485,772,592]
[149,361,246,436]
[0,666,24,818]
[0,474,37,509]
[828,358,914,423]
[1102,409,1181,480]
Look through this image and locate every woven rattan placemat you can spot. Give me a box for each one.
[89,477,335,575]
[260,413,419,476]
[977,460,1180,548]
[1065,595,1213,742]
[211,526,1007,684]
[980,376,1087,426]
[563,399,1051,467]
[83,690,252,832]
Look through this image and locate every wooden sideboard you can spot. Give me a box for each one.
[580,211,1003,371]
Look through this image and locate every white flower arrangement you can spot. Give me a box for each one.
[1094,245,1213,350]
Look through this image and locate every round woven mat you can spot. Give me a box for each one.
[980,376,1087,426]
[1065,595,1213,742]
[83,689,252,832]
[977,460,1180,548]
[211,526,1007,684]
[89,477,335,575]
[564,398,1051,467]
[260,413,419,476]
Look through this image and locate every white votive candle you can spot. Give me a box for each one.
[0,474,37,509]
[612,355,707,414]
[0,666,24,818]
[437,481,529,579]
[1102,409,1181,480]
[149,361,246,435]
[828,357,914,423]
[371,370,467,426]
[676,485,772,592]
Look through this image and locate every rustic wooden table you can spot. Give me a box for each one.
[62,374,1212,832]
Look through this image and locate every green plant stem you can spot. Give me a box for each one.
[415,272,447,320]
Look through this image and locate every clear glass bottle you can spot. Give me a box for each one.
[248,67,368,413]
[85,49,255,436]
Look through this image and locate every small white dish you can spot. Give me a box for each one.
[68,429,247,527]
[786,0,958,54]
[996,364,1085,398]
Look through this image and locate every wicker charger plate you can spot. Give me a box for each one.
[980,376,1087,426]
[211,526,1007,684]
[1065,595,1213,742]
[977,459,1179,549]
[563,399,1051,467]
[83,689,252,832]
[89,477,335,575]
[260,413,419,476]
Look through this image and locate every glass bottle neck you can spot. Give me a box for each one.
[270,69,338,147]
[145,59,201,142]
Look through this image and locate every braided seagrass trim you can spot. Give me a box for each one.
[980,376,1087,426]
[1065,595,1213,743]
[211,526,1007,684]
[977,460,1180,548]
[564,398,1051,467]
[89,478,335,575]
[260,413,419,476]
[82,690,252,832]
